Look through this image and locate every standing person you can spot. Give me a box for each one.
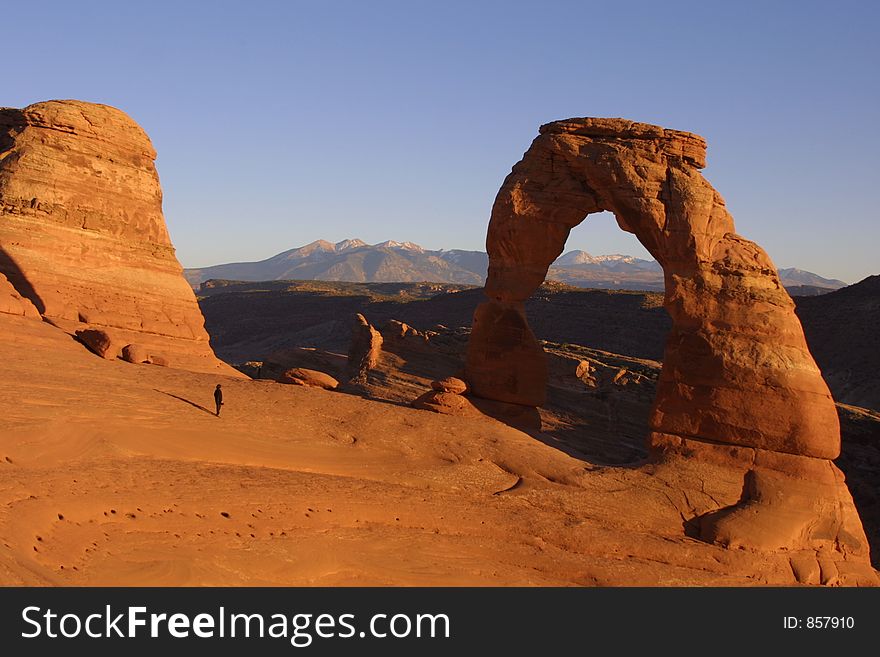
[214,384,223,416]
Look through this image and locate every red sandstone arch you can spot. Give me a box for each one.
[463,119,880,582]
[465,118,838,460]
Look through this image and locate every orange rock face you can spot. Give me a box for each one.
[0,100,232,375]
[465,118,874,577]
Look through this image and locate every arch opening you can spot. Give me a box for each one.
[524,211,670,464]
[550,210,658,291]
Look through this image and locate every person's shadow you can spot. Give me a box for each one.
[155,390,217,417]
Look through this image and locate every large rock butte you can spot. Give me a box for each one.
[0,100,235,374]
[465,117,875,582]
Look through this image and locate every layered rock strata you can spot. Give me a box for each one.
[0,100,233,374]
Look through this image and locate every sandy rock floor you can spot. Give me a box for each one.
[0,314,871,586]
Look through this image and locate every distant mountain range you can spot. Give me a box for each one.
[185,239,487,287]
[184,239,848,293]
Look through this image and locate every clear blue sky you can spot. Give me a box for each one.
[5,1,878,282]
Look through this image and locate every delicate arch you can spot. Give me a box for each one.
[465,118,838,460]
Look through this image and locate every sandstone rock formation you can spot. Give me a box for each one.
[277,368,340,390]
[432,376,468,395]
[573,359,647,389]
[412,390,479,416]
[347,313,383,383]
[465,117,875,582]
[385,319,427,342]
[121,343,152,364]
[414,376,473,415]
[0,100,235,375]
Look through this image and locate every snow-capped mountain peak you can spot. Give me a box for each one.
[592,253,639,264]
[375,240,425,252]
[554,250,646,266]
[334,239,367,252]
[554,250,595,265]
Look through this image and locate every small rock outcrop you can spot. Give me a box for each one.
[464,116,875,583]
[234,361,266,379]
[573,359,647,389]
[414,376,473,415]
[0,100,236,375]
[277,368,339,390]
[385,319,426,341]
[347,313,383,383]
[412,390,478,416]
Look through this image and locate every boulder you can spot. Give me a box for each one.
[277,368,339,390]
[431,377,468,395]
[75,328,120,360]
[121,344,151,364]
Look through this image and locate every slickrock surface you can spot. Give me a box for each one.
[3,310,875,586]
[196,283,880,575]
[0,100,236,375]
[464,117,874,581]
